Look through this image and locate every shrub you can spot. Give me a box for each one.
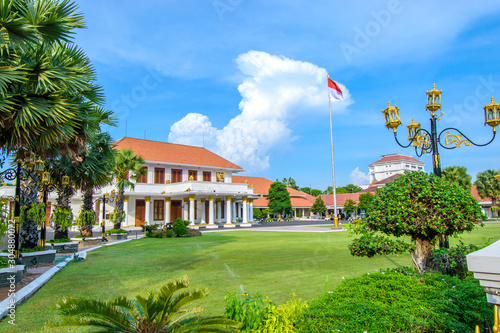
[260,294,308,333]
[173,218,188,236]
[165,230,175,238]
[104,228,128,235]
[297,270,492,333]
[225,292,270,332]
[50,238,71,243]
[146,231,165,238]
[186,229,202,237]
[0,256,9,269]
[427,242,479,278]
[141,224,158,233]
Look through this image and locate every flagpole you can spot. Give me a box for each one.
[327,73,338,225]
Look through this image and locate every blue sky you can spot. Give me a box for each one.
[73,0,500,190]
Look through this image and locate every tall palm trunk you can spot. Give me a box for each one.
[80,187,94,237]
[19,174,40,249]
[114,188,125,229]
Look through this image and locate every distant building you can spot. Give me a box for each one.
[368,154,425,183]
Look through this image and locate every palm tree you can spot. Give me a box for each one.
[112,148,145,230]
[69,133,115,237]
[475,170,500,217]
[442,166,472,193]
[50,276,241,332]
[0,0,109,158]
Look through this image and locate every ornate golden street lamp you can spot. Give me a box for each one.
[383,84,498,247]
[383,84,497,178]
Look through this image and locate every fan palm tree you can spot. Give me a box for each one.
[475,170,500,217]
[442,166,472,193]
[112,148,145,230]
[68,133,115,236]
[50,276,241,332]
[0,0,106,157]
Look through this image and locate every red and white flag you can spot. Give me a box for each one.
[328,78,344,101]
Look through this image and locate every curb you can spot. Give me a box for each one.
[0,237,142,320]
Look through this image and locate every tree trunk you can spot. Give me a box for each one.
[54,223,69,240]
[114,189,124,229]
[410,238,434,273]
[19,172,40,249]
[80,188,94,237]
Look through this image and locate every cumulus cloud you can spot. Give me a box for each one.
[349,167,370,186]
[168,51,353,171]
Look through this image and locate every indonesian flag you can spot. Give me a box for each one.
[328,78,344,101]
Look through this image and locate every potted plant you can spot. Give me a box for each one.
[103,211,128,241]
[45,206,79,253]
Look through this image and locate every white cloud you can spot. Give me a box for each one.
[168,51,353,171]
[349,167,370,186]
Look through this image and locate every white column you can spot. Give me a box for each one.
[188,195,198,229]
[165,197,171,223]
[123,197,129,226]
[224,196,234,228]
[249,199,254,222]
[231,199,236,223]
[199,198,207,226]
[145,197,151,225]
[207,196,217,229]
[241,196,251,227]
[216,198,221,223]
[183,198,189,220]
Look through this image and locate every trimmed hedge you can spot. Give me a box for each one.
[298,270,492,333]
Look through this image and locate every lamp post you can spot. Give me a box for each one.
[95,190,115,241]
[382,84,498,247]
[0,154,69,256]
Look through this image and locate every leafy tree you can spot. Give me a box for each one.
[348,171,483,273]
[262,208,273,219]
[310,189,322,197]
[112,148,145,229]
[267,182,292,218]
[300,187,311,195]
[442,166,472,193]
[475,169,500,217]
[335,187,348,194]
[342,184,362,193]
[50,276,241,332]
[311,196,326,217]
[343,199,357,216]
[253,208,264,220]
[357,192,374,212]
[281,177,300,190]
[323,186,333,195]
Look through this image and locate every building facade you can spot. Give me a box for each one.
[368,154,425,183]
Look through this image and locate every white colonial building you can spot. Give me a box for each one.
[368,153,425,183]
[1,137,258,229]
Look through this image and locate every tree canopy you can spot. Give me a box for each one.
[267,181,292,217]
[357,192,374,212]
[442,166,472,193]
[475,169,500,216]
[311,196,326,215]
[343,199,357,216]
[349,171,484,273]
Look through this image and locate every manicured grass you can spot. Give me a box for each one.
[1,223,499,332]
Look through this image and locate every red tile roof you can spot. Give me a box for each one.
[471,185,493,202]
[368,154,423,167]
[320,193,361,206]
[370,174,401,187]
[232,176,309,197]
[114,137,243,170]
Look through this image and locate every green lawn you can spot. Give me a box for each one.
[1,223,499,332]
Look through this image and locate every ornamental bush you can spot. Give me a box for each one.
[349,171,484,273]
[427,242,479,278]
[297,270,492,332]
[173,218,188,236]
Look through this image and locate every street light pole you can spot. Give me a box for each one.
[382,84,499,248]
[96,190,115,242]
